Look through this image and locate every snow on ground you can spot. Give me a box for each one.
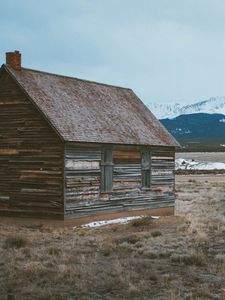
[176,158,225,170]
[77,215,159,229]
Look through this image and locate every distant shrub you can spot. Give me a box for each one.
[3,236,28,249]
[158,251,172,258]
[171,254,205,266]
[116,234,140,245]
[102,243,114,257]
[144,251,158,259]
[47,247,62,256]
[24,261,46,276]
[151,230,162,237]
[188,179,196,183]
[148,274,158,282]
[22,223,43,230]
[131,217,153,227]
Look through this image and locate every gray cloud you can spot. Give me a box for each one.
[1,0,225,104]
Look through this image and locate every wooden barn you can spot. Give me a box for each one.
[0,51,179,222]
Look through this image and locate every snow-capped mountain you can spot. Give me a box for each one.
[148,97,225,119]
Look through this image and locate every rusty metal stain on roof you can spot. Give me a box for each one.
[3,64,179,147]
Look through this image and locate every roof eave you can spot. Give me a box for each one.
[129,89,180,148]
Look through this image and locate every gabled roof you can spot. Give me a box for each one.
[2,64,179,147]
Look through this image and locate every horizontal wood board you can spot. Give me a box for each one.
[65,144,175,217]
[0,70,64,217]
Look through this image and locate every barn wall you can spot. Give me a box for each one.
[65,144,175,218]
[111,146,175,207]
[64,144,101,211]
[0,70,64,218]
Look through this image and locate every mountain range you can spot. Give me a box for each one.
[147,97,225,151]
[148,96,225,119]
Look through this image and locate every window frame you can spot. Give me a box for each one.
[141,149,152,189]
[101,147,113,192]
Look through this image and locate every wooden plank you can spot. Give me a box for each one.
[64,144,176,216]
[0,70,64,216]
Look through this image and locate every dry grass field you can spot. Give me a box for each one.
[1,173,225,299]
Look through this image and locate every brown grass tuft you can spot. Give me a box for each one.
[171,253,205,266]
[3,236,28,249]
[151,230,162,237]
[130,216,153,227]
[23,261,46,277]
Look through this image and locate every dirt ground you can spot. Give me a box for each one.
[1,174,225,300]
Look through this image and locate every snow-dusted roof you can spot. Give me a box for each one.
[3,64,179,147]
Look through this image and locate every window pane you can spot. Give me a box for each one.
[101,147,113,192]
[104,148,112,163]
[141,150,151,188]
[104,165,113,191]
[142,152,150,170]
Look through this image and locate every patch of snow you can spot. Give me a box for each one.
[75,215,160,229]
[176,158,225,170]
[174,128,191,134]
[185,129,191,134]
[147,102,182,119]
[220,144,225,147]
[219,119,225,123]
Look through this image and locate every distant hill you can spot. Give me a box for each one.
[160,113,225,151]
[148,96,225,119]
[147,97,225,151]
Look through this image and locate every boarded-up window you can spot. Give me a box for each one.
[101,148,113,192]
[141,150,151,188]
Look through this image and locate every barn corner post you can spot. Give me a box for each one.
[63,142,67,218]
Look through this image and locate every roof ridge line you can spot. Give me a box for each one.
[3,64,132,91]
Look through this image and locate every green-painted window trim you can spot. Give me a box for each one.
[141,149,152,189]
[101,147,113,192]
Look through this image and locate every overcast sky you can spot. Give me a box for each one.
[1,0,225,104]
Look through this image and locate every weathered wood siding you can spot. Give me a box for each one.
[149,146,175,202]
[65,144,175,218]
[65,145,101,211]
[0,70,64,218]
[111,146,175,210]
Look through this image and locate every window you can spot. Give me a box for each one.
[141,150,151,188]
[101,147,113,192]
